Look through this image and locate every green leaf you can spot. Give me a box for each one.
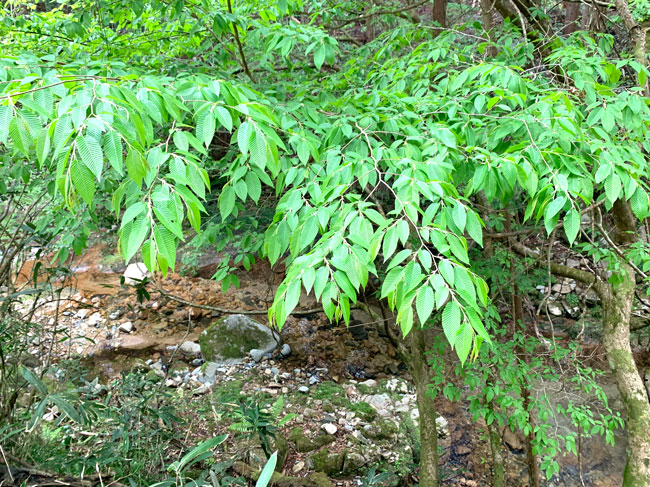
[415,285,434,325]
[70,159,95,205]
[219,185,236,219]
[170,435,228,474]
[20,366,48,395]
[215,106,233,132]
[455,324,473,364]
[76,135,104,180]
[237,120,253,155]
[442,300,461,348]
[250,129,267,169]
[256,451,278,487]
[126,150,147,186]
[563,209,580,245]
[123,215,149,263]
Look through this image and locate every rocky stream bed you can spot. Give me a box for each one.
[18,242,641,487]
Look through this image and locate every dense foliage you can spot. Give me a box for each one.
[2,0,650,486]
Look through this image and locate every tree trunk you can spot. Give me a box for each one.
[600,265,650,486]
[405,326,440,487]
[613,0,649,94]
[480,0,498,57]
[563,1,580,35]
[432,0,447,31]
[486,418,505,487]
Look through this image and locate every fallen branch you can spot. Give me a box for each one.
[150,279,324,316]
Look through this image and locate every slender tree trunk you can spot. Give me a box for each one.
[563,1,580,35]
[614,0,649,93]
[600,266,650,486]
[405,327,440,487]
[432,0,447,34]
[485,406,505,487]
[480,0,498,57]
[365,0,376,43]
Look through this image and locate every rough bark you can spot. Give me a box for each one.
[480,0,498,57]
[405,327,440,487]
[432,0,447,30]
[486,408,505,487]
[599,265,650,486]
[613,0,649,93]
[563,1,580,35]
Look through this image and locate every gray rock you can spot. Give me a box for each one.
[361,379,378,388]
[363,393,393,414]
[199,314,277,364]
[179,341,201,356]
[88,312,102,326]
[321,423,338,435]
[250,349,265,363]
[109,309,124,320]
[118,321,134,333]
[309,375,320,385]
[298,386,309,393]
[204,362,220,380]
[280,343,291,358]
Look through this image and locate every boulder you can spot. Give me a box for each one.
[199,314,278,364]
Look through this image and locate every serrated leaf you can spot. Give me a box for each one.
[76,134,104,180]
[563,208,580,245]
[416,285,434,325]
[442,300,461,348]
[215,106,233,131]
[69,159,95,205]
[219,185,236,219]
[237,120,253,155]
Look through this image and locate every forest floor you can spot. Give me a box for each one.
[16,230,637,487]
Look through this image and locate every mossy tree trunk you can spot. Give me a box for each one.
[486,417,505,487]
[511,200,650,486]
[404,326,440,487]
[600,265,650,486]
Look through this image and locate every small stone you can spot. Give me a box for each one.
[309,375,320,385]
[270,367,280,376]
[204,362,220,380]
[361,379,377,388]
[292,461,305,473]
[192,358,203,366]
[436,416,449,438]
[321,423,338,435]
[298,386,309,393]
[280,343,291,358]
[109,309,123,320]
[118,321,134,333]
[77,309,89,319]
[547,303,563,316]
[88,312,102,326]
[250,349,265,363]
[123,262,151,285]
[179,341,201,356]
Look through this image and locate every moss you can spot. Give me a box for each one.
[232,461,333,487]
[199,315,275,362]
[288,427,335,453]
[350,401,377,422]
[310,449,345,476]
[312,381,346,400]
